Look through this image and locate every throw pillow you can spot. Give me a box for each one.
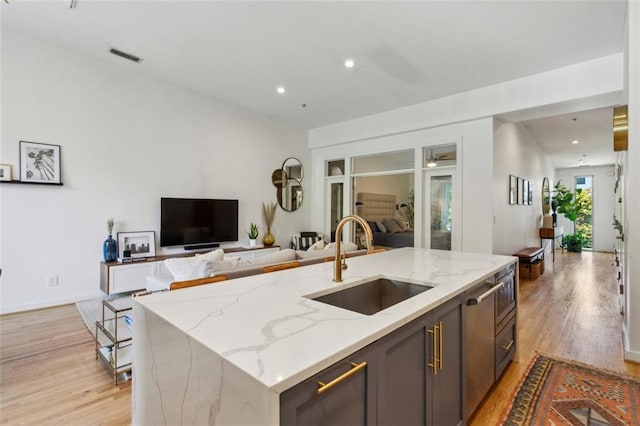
[307,239,325,251]
[253,249,296,266]
[367,221,379,232]
[324,242,358,253]
[376,221,387,233]
[383,218,402,233]
[393,218,410,231]
[164,249,225,281]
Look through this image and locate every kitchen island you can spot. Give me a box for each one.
[132,248,516,425]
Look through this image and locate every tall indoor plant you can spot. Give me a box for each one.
[553,182,587,252]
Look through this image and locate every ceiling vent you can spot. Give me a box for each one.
[109,48,143,64]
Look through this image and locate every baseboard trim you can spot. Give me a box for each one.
[0,291,102,315]
[624,349,640,363]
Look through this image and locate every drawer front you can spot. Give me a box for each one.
[495,317,516,380]
[280,343,376,426]
[109,263,155,293]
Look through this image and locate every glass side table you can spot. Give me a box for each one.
[95,297,133,385]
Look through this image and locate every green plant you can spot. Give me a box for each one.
[246,223,259,239]
[562,232,588,252]
[553,181,592,252]
[405,190,415,228]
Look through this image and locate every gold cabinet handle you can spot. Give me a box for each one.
[316,361,367,395]
[427,326,437,375]
[438,321,443,371]
[502,339,514,352]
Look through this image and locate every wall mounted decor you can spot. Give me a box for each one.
[19,141,61,184]
[522,180,530,205]
[509,175,517,205]
[0,164,12,181]
[517,177,523,205]
[117,231,156,259]
[272,157,303,212]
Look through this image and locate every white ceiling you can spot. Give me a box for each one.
[2,1,627,166]
[520,107,617,169]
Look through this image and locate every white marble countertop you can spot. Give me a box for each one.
[134,248,516,393]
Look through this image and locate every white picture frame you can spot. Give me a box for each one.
[0,164,12,181]
[117,231,156,259]
[20,141,62,184]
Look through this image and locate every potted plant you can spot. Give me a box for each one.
[553,181,588,252]
[246,223,259,246]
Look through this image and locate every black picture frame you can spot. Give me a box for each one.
[19,141,62,184]
[509,175,517,205]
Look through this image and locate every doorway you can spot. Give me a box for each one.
[575,175,593,250]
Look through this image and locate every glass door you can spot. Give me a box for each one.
[426,174,453,250]
[575,175,593,250]
[422,143,460,251]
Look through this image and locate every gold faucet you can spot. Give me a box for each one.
[333,215,375,282]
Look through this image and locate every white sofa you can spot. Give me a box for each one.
[146,243,365,292]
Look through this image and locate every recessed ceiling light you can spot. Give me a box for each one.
[344,59,356,68]
[572,140,579,144]
[276,86,286,94]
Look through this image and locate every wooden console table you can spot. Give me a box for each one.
[539,226,564,262]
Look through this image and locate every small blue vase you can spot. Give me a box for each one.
[103,235,117,262]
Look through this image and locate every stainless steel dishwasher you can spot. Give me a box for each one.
[464,276,504,420]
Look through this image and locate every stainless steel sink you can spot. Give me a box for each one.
[310,278,433,315]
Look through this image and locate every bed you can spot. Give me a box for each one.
[357,192,414,248]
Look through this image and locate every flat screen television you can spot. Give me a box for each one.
[160,198,238,248]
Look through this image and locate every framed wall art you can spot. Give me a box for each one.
[0,164,12,181]
[509,175,517,205]
[522,180,530,205]
[20,141,62,184]
[117,231,156,259]
[517,177,523,205]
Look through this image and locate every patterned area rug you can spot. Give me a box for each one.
[502,354,640,425]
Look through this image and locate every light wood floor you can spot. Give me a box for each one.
[1,251,637,425]
[471,250,640,424]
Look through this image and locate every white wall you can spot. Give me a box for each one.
[623,0,640,362]
[555,166,615,253]
[0,29,309,314]
[492,120,556,256]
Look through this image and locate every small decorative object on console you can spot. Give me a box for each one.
[262,202,277,247]
[117,231,156,259]
[247,223,259,247]
[103,218,118,262]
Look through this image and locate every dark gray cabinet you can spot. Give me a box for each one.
[280,343,377,426]
[281,294,465,426]
[377,313,428,426]
[430,295,464,426]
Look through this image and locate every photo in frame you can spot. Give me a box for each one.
[0,164,12,181]
[509,175,517,205]
[528,181,534,205]
[517,177,523,205]
[523,180,530,205]
[19,141,61,184]
[117,231,156,259]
